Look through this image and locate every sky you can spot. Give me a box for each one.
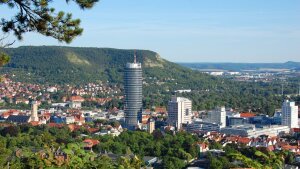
[1,0,300,63]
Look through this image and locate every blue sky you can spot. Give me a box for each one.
[1,0,300,62]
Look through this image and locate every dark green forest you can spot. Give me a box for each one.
[0,124,296,169]
[1,46,299,114]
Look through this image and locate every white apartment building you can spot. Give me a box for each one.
[168,96,192,130]
[281,100,299,128]
[208,106,226,128]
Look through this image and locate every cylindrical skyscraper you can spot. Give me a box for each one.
[124,54,142,130]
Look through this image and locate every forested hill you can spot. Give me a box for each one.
[1,46,217,86]
[0,46,292,113]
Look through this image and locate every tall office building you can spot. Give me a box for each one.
[31,101,39,122]
[124,53,143,130]
[281,100,299,128]
[168,96,192,130]
[208,106,226,128]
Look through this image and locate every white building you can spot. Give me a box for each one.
[46,87,57,93]
[188,119,220,132]
[208,106,226,128]
[65,116,75,124]
[175,89,192,93]
[281,100,299,128]
[209,72,224,76]
[220,125,290,138]
[69,101,82,109]
[168,96,192,130]
[69,96,84,109]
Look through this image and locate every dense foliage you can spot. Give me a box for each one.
[0,124,297,169]
[2,46,163,84]
[0,0,98,43]
[208,143,295,169]
[0,124,199,168]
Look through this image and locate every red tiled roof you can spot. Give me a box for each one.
[267,145,275,151]
[47,123,64,128]
[282,145,297,151]
[1,112,11,118]
[210,131,218,135]
[70,96,84,102]
[87,128,99,133]
[240,112,256,118]
[237,137,251,144]
[155,107,167,113]
[198,143,208,149]
[30,121,40,126]
[1,109,20,118]
[267,136,278,142]
[67,124,81,132]
[43,112,51,116]
[74,114,85,122]
[83,139,100,147]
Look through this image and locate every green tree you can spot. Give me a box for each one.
[85,155,115,169]
[0,52,9,66]
[1,125,20,137]
[0,0,98,43]
[161,156,185,169]
[209,141,222,150]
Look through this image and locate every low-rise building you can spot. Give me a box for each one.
[188,119,220,132]
[220,125,289,138]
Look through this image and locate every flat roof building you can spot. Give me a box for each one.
[168,97,192,130]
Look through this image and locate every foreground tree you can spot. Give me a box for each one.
[0,36,11,78]
[0,0,99,43]
[0,0,99,80]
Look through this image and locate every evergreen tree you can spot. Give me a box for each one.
[0,0,99,43]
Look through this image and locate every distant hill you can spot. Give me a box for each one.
[0,46,159,84]
[0,46,218,87]
[1,46,295,113]
[179,61,300,71]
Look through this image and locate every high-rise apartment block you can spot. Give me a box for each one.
[281,100,298,128]
[168,97,192,130]
[208,106,226,128]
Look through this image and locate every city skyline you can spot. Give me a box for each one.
[1,0,299,63]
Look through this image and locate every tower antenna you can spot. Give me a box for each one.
[134,50,137,63]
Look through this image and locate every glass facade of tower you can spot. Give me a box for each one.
[124,63,142,130]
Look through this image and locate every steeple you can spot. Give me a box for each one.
[31,101,39,122]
